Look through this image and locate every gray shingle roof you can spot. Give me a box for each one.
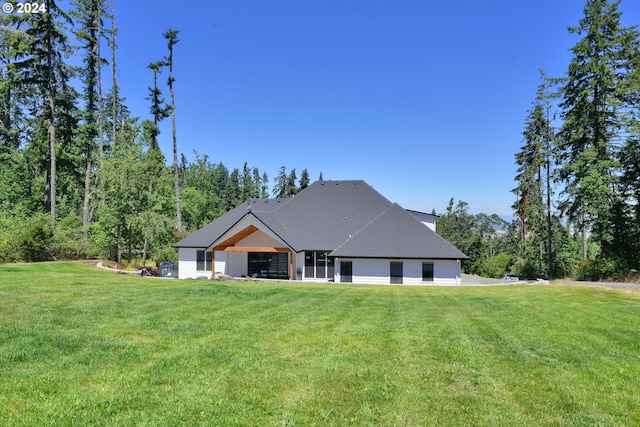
[330,203,468,259]
[173,179,468,260]
[173,198,288,248]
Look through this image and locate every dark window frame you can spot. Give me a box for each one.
[304,251,335,280]
[390,261,403,284]
[197,250,212,271]
[422,262,434,282]
[340,261,352,283]
[248,252,289,279]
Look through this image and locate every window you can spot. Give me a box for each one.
[340,261,352,283]
[248,252,289,279]
[197,250,212,271]
[390,261,403,284]
[316,251,326,278]
[422,262,434,282]
[304,252,314,278]
[304,251,335,279]
[327,256,335,279]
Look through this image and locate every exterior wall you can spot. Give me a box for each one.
[213,216,285,248]
[178,248,211,279]
[336,258,462,285]
[235,229,285,248]
[408,211,437,232]
[294,252,305,280]
[228,251,248,277]
[214,250,228,275]
[351,258,390,285]
[182,247,463,284]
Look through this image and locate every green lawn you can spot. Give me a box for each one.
[1,262,639,426]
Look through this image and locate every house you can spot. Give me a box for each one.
[173,180,468,285]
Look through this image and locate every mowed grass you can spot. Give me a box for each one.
[1,263,639,426]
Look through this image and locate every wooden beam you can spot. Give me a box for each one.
[213,225,258,250]
[289,250,293,281]
[223,246,291,253]
[210,252,215,279]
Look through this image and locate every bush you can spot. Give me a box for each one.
[575,258,619,281]
[512,257,545,280]
[477,253,512,278]
[0,213,21,263]
[154,245,178,265]
[52,214,97,260]
[19,214,54,262]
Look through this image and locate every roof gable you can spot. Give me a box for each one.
[173,197,289,248]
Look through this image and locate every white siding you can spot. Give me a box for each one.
[213,250,228,275]
[434,260,463,285]
[178,248,211,279]
[408,211,437,232]
[337,258,461,285]
[352,258,390,285]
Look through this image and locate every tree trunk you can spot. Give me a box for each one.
[582,227,588,260]
[110,0,117,150]
[167,34,182,232]
[47,23,56,226]
[142,237,148,267]
[82,145,92,229]
[97,12,105,209]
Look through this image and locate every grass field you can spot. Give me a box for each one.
[1,262,639,426]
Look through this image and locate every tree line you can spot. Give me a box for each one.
[439,0,640,281]
[0,0,312,265]
[2,0,638,281]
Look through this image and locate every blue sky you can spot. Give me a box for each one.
[111,0,639,217]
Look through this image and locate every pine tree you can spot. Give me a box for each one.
[146,60,170,150]
[72,0,107,230]
[14,1,76,224]
[286,168,298,197]
[272,166,288,198]
[299,168,310,190]
[512,73,554,278]
[163,28,182,231]
[556,0,640,263]
[108,0,118,153]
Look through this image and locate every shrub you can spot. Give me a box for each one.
[18,214,54,262]
[0,213,21,263]
[478,253,512,278]
[52,214,97,260]
[154,245,178,265]
[575,258,619,281]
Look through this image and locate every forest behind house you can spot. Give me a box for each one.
[1,0,639,281]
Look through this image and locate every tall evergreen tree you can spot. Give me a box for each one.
[145,60,170,150]
[299,168,310,190]
[556,0,640,263]
[14,1,76,224]
[512,72,554,278]
[272,166,288,198]
[513,104,546,241]
[260,171,269,198]
[72,0,107,230]
[163,28,182,232]
[286,168,298,197]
